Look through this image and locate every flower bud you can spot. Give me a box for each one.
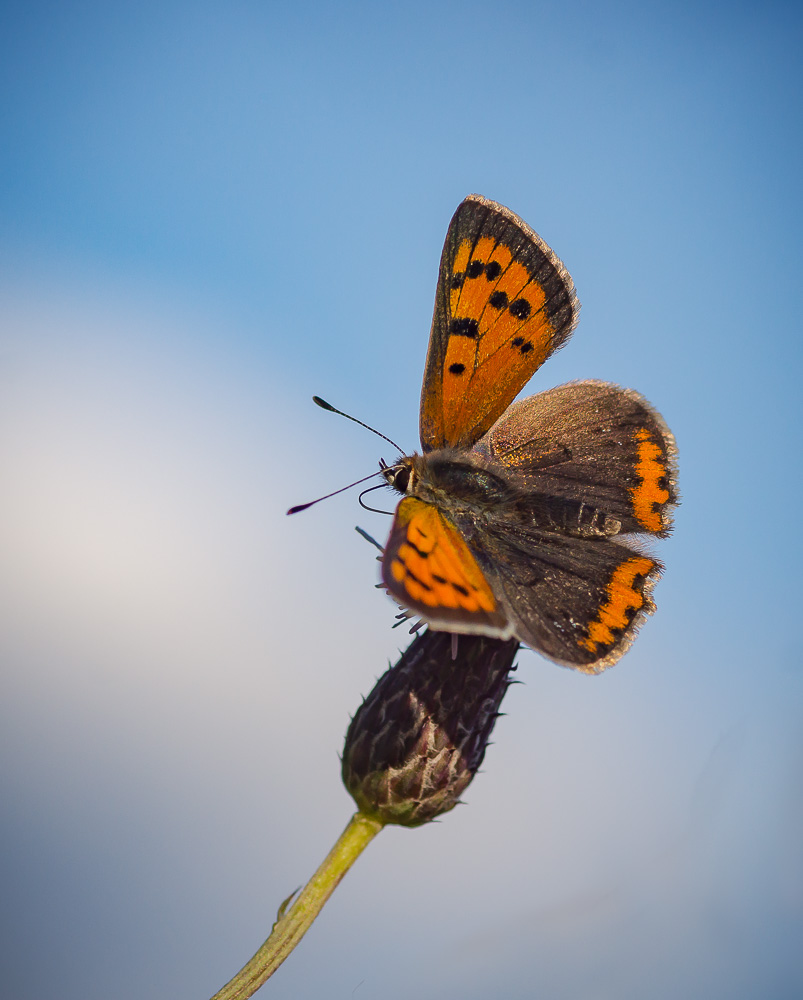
[342,631,518,827]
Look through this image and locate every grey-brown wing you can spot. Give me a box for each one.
[451,512,662,673]
[474,380,678,537]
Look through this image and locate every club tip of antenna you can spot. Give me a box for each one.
[312,395,335,411]
[286,503,311,515]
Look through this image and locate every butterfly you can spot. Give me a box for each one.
[380,195,678,673]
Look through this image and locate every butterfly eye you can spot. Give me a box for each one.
[385,465,410,494]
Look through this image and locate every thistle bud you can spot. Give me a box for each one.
[342,631,518,827]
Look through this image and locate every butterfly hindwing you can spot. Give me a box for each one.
[419,195,579,452]
[447,511,662,672]
[381,497,511,637]
[475,380,678,536]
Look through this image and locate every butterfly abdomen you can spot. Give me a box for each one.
[509,495,622,538]
[397,452,620,541]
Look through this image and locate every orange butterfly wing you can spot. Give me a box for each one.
[382,497,511,637]
[419,195,579,452]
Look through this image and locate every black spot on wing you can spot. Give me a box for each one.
[450,318,479,338]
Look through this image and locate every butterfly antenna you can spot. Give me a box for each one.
[312,396,404,453]
[287,470,385,515]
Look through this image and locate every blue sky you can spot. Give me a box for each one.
[2,2,802,998]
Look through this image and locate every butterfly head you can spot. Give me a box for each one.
[381,455,419,496]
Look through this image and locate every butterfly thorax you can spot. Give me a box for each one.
[384,451,514,515]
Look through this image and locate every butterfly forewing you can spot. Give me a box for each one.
[419,195,579,452]
[382,497,511,637]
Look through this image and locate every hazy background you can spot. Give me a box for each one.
[2,2,801,998]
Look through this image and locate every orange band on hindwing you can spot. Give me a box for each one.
[578,555,657,654]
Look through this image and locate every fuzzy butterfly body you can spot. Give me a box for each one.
[381,195,677,673]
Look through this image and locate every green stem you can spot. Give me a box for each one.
[209,811,384,1000]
